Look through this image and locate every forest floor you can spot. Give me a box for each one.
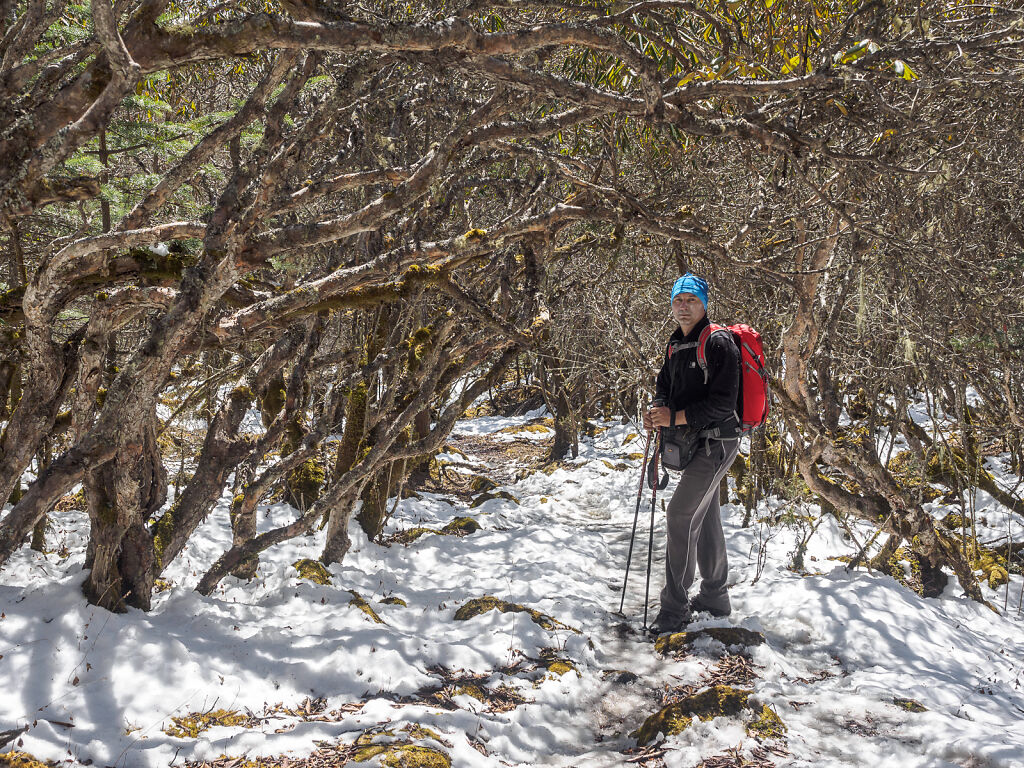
[2,410,1024,768]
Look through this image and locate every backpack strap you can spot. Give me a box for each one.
[667,340,699,358]
[695,324,733,384]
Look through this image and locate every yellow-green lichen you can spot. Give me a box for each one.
[455,684,487,701]
[940,511,966,529]
[164,709,248,739]
[973,549,1009,589]
[886,451,943,502]
[381,596,408,606]
[496,423,552,435]
[600,460,630,471]
[544,659,578,677]
[893,696,927,712]
[453,596,578,633]
[151,503,178,569]
[633,686,752,746]
[0,752,53,768]
[746,704,787,740]
[349,591,385,624]
[538,648,579,678]
[380,746,451,768]
[293,558,332,585]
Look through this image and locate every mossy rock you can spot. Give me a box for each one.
[381,746,451,768]
[393,517,482,544]
[600,460,630,471]
[286,456,326,509]
[354,741,451,766]
[440,516,482,535]
[746,704,787,740]
[582,421,607,437]
[381,596,408,606]
[349,591,385,624]
[893,696,927,712]
[469,475,498,493]
[401,724,447,743]
[293,558,332,585]
[453,596,579,633]
[352,733,448,768]
[602,669,640,684]
[392,526,438,545]
[0,752,54,768]
[355,728,396,746]
[634,686,752,746]
[625,452,645,461]
[164,708,248,738]
[623,433,639,445]
[654,627,766,655]
[470,491,519,508]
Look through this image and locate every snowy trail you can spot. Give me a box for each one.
[2,416,1024,768]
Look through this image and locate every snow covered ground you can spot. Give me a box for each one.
[2,415,1023,768]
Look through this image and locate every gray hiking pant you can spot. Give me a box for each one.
[659,437,739,617]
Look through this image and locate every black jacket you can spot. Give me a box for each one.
[655,316,741,434]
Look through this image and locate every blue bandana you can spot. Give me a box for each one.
[670,273,709,310]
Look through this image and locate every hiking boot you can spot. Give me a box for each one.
[646,610,689,636]
[691,595,731,618]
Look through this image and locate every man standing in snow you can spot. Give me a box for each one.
[641,273,741,635]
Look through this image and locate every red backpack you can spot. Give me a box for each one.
[696,323,769,433]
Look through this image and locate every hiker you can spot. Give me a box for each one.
[642,273,741,635]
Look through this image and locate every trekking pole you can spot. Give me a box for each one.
[642,428,661,630]
[618,430,653,614]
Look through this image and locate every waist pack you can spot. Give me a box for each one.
[660,426,702,471]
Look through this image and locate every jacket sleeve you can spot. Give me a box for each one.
[683,332,740,429]
[654,343,672,405]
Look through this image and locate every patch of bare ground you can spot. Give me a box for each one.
[413,427,553,500]
[704,654,759,687]
[185,741,361,768]
[695,745,787,767]
[384,665,531,713]
[622,743,669,766]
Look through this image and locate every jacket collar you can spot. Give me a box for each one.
[671,315,711,344]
